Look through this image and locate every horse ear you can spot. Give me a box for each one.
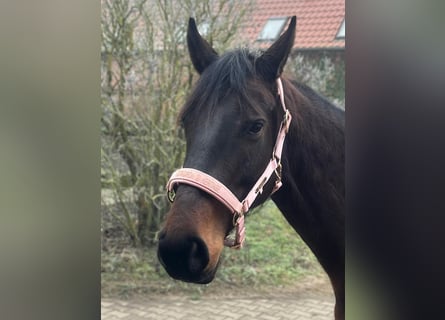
[256,16,296,82]
[187,18,218,74]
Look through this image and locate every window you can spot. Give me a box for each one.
[336,19,345,39]
[257,17,289,41]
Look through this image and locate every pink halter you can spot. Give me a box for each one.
[166,78,292,249]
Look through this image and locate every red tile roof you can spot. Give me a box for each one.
[243,0,345,50]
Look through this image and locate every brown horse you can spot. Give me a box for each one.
[158,17,344,319]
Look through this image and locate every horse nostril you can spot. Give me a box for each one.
[188,237,209,274]
[157,235,209,280]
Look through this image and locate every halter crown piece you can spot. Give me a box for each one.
[166,78,292,249]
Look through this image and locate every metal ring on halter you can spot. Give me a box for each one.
[167,189,176,203]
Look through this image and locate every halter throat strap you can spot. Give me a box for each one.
[166,78,292,249]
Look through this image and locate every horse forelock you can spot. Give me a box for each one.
[179,48,270,125]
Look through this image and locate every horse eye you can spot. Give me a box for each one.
[248,121,264,134]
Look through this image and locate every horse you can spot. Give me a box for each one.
[157,16,345,319]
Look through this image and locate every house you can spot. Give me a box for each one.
[240,0,345,106]
[243,0,345,51]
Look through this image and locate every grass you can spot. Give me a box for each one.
[101,202,323,298]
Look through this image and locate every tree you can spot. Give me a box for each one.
[101,0,251,247]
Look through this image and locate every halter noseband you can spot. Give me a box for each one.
[166,78,292,249]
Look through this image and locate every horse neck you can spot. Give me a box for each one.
[272,79,345,289]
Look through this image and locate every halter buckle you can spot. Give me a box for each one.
[232,211,242,226]
[255,177,268,194]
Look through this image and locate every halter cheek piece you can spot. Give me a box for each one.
[166,78,292,249]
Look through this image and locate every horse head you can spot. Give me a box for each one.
[157,16,296,284]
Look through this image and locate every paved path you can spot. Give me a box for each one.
[102,293,334,320]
